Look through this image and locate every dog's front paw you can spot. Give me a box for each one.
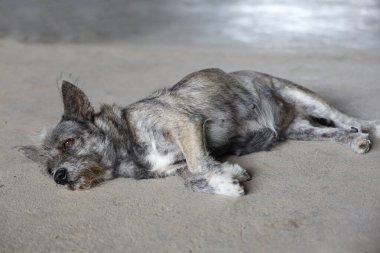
[208,174,245,197]
[351,133,371,154]
[188,173,245,197]
[207,163,250,197]
[188,162,250,197]
[221,162,252,182]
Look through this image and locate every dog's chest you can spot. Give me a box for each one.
[145,140,178,173]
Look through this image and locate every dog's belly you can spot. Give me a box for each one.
[206,120,278,156]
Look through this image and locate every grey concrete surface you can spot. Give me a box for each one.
[0,41,380,253]
[1,0,380,252]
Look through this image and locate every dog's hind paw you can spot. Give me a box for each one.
[351,134,371,154]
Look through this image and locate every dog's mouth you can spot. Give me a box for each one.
[62,165,108,191]
[67,178,105,191]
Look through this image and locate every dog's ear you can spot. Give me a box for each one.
[16,145,51,166]
[61,81,94,121]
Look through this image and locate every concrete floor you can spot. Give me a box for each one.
[1,1,380,253]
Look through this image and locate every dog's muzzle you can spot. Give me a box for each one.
[54,168,68,185]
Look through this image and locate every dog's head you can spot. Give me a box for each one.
[19,81,116,190]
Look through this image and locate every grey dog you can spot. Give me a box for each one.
[19,68,380,196]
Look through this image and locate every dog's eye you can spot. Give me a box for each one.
[63,138,75,151]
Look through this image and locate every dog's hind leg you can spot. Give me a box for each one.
[284,117,371,154]
[231,71,380,137]
[274,79,380,138]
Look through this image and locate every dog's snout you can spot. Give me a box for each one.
[54,168,68,185]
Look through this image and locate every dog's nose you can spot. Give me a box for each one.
[54,168,68,185]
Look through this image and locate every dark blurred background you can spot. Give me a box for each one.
[1,0,379,50]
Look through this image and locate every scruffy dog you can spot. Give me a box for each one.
[19,69,380,196]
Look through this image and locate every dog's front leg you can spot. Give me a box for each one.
[170,121,250,197]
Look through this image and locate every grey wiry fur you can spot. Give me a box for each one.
[18,69,380,196]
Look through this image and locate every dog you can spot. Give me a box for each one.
[19,68,380,197]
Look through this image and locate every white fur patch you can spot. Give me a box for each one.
[280,89,323,108]
[208,163,246,197]
[146,140,176,174]
[208,173,244,197]
[279,88,334,119]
